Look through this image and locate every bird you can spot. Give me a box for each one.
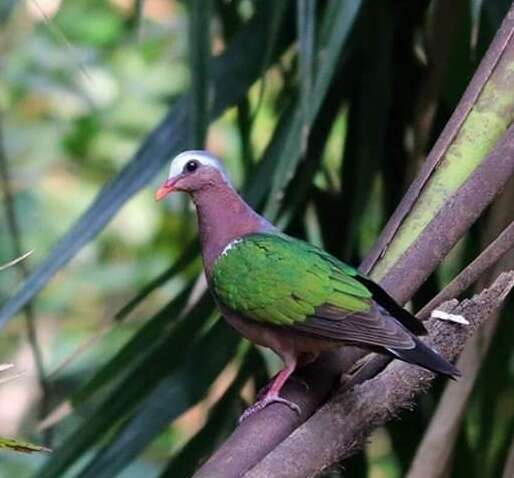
[155,150,460,419]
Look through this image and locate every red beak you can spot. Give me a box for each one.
[155,178,178,201]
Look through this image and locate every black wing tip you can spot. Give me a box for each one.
[434,360,461,380]
[355,276,428,336]
[390,338,461,379]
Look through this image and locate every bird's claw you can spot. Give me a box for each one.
[239,395,301,424]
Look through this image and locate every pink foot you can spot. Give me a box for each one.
[239,394,301,423]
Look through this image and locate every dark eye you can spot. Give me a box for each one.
[184,160,199,173]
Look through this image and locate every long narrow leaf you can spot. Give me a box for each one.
[113,241,198,321]
[159,347,266,478]
[296,0,316,153]
[337,1,393,258]
[264,0,362,218]
[75,321,241,478]
[73,281,195,405]
[0,0,294,329]
[36,293,214,478]
[0,437,51,454]
[188,0,212,147]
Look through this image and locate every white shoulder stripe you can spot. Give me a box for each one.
[220,238,242,257]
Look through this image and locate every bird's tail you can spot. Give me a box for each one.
[387,337,460,379]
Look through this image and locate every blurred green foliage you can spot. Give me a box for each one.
[0,1,513,477]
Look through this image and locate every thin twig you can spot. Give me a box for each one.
[0,250,33,272]
[0,114,52,446]
[28,0,96,95]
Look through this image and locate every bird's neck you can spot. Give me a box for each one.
[191,184,272,275]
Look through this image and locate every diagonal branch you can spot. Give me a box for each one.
[328,212,514,402]
[417,220,514,320]
[359,5,514,276]
[405,311,502,478]
[405,184,514,478]
[243,272,514,478]
[192,346,364,478]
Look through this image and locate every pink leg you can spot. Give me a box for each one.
[254,351,316,400]
[239,355,301,423]
[268,363,295,394]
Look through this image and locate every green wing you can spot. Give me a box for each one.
[211,233,414,349]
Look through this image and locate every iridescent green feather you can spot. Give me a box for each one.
[211,233,372,327]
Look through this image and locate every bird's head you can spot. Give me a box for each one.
[155,150,230,200]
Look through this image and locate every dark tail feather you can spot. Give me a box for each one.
[387,337,460,379]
